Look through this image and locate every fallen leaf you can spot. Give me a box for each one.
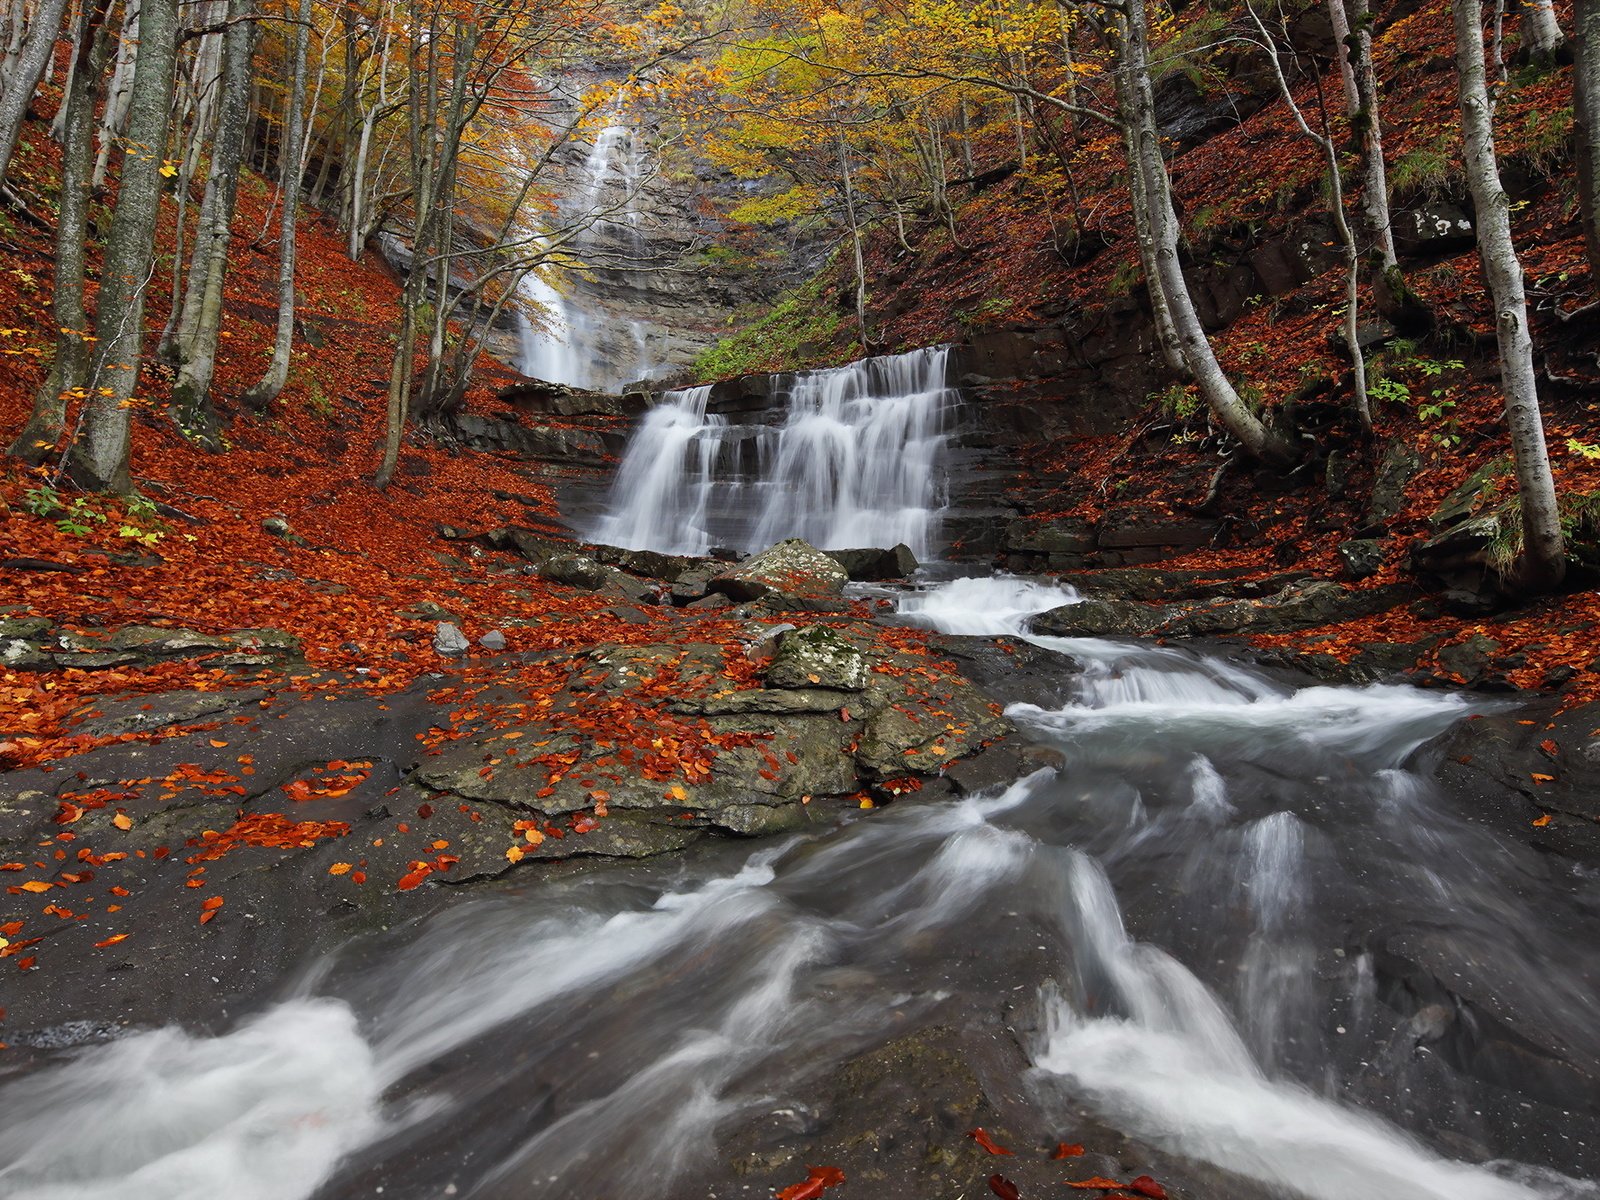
[329,862,353,875]
[1052,1143,1086,1159]
[112,813,133,830]
[775,1165,846,1200]
[1065,1179,1127,1191]
[396,867,430,891]
[1533,813,1553,827]
[19,881,52,894]
[506,845,525,863]
[968,1127,1013,1156]
[1127,1177,1168,1200]
[201,896,224,911]
[989,1175,1021,1200]
[94,933,129,948]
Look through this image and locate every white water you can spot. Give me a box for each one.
[6,573,1598,1200]
[516,124,655,391]
[591,346,956,557]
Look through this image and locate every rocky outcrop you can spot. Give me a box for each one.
[710,539,850,604]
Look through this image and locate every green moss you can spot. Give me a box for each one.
[690,262,856,382]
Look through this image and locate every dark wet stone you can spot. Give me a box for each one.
[823,544,919,581]
[1337,538,1386,580]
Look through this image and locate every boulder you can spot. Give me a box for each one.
[1338,539,1386,580]
[766,626,871,691]
[539,553,655,603]
[432,622,470,657]
[710,539,849,603]
[1031,598,1166,639]
[823,544,919,581]
[1393,204,1476,257]
[1363,440,1420,532]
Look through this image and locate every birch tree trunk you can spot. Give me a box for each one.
[1519,0,1565,62]
[168,0,256,438]
[1454,0,1565,591]
[1116,0,1296,463]
[1575,0,1600,283]
[0,0,72,186]
[65,0,179,491]
[242,0,312,408]
[7,0,110,463]
[91,0,140,188]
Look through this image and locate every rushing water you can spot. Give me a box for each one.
[4,578,1599,1200]
[591,346,956,557]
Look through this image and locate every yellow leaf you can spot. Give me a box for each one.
[669,784,688,801]
[506,844,525,862]
[20,880,52,893]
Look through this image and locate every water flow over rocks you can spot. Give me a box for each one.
[592,347,956,558]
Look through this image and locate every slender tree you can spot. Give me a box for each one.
[64,0,180,491]
[1453,0,1565,590]
[0,0,72,188]
[1575,0,1600,283]
[242,0,313,408]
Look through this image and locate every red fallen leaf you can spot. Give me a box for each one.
[968,1128,1013,1156]
[1052,1143,1086,1159]
[282,780,317,802]
[1126,1177,1167,1200]
[775,1165,846,1200]
[199,909,217,925]
[989,1174,1021,1200]
[1540,738,1559,755]
[572,815,599,834]
[840,708,850,721]
[417,803,434,819]
[16,955,35,971]
[201,895,224,911]
[1065,1179,1126,1191]
[396,867,430,891]
[93,933,129,948]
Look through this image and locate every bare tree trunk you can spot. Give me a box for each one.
[1247,0,1371,431]
[242,0,311,408]
[91,0,140,189]
[836,130,869,350]
[1121,114,1187,376]
[0,0,72,186]
[1116,0,1295,462]
[1575,0,1600,284]
[8,0,109,462]
[168,0,256,438]
[1454,0,1565,590]
[1519,0,1565,62]
[65,0,179,491]
[1325,0,1360,114]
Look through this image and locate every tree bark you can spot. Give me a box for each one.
[91,0,140,189]
[242,0,312,408]
[1454,0,1565,590]
[167,0,256,439]
[1575,0,1600,284]
[1115,0,1296,464]
[0,0,72,187]
[1519,0,1565,62]
[65,0,179,491]
[7,0,110,463]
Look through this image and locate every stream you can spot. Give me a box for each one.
[3,576,1598,1199]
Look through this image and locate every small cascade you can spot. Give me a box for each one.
[516,124,656,391]
[592,346,957,557]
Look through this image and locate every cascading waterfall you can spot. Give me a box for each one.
[6,575,1599,1200]
[516,124,654,391]
[591,346,956,557]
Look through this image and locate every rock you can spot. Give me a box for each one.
[766,626,870,691]
[1032,597,1166,639]
[1338,538,1386,580]
[538,553,654,602]
[479,629,507,652]
[854,681,1010,779]
[1437,633,1501,684]
[261,516,306,545]
[1393,203,1476,257]
[433,621,470,656]
[1002,517,1098,559]
[1432,460,1510,529]
[1364,440,1420,532]
[710,539,850,603]
[823,544,919,581]
[105,626,231,656]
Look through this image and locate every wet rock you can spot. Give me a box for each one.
[823,544,919,581]
[539,553,654,602]
[479,630,507,652]
[711,539,849,603]
[1337,538,1386,580]
[261,515,306,545]
[105,625,232,656]
[1432,460,1509,528]
[854,683,1010,780]
[433,621,470,657]
[62,688,267,739]
[766,626,870,691]
[1032,598,1166,639]
[1436,633,1501,684]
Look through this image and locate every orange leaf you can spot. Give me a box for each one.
[19,880,52,893]
[94,933,129,948]
[1052,1143,1086,1159]
[209,739,229,748]
[396,867,430,891]
[775,1165,846,1200]
[201,895,224,911]
[16,955,35,970]
[506,845,525,863]
[1065,1179,1126,1191]
[1533,813,1553,827]
[199,909,216,925]
[329,862,353,875]
[968,1128,1012,1156]
[112,813,133,830]
[1531,773,1554,783]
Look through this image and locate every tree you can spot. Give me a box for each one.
[64,0,180,491]
[1574,0,1600,283]
[6,0,112,463]
[242,0,313,408]
[0,0,72,189]
[1453,0,1565,590]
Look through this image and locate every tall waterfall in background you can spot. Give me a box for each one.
[516,125,654,391]
[591,346,956,557]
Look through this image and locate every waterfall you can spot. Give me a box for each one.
[516,124,654,391]
[591,346,956,558]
